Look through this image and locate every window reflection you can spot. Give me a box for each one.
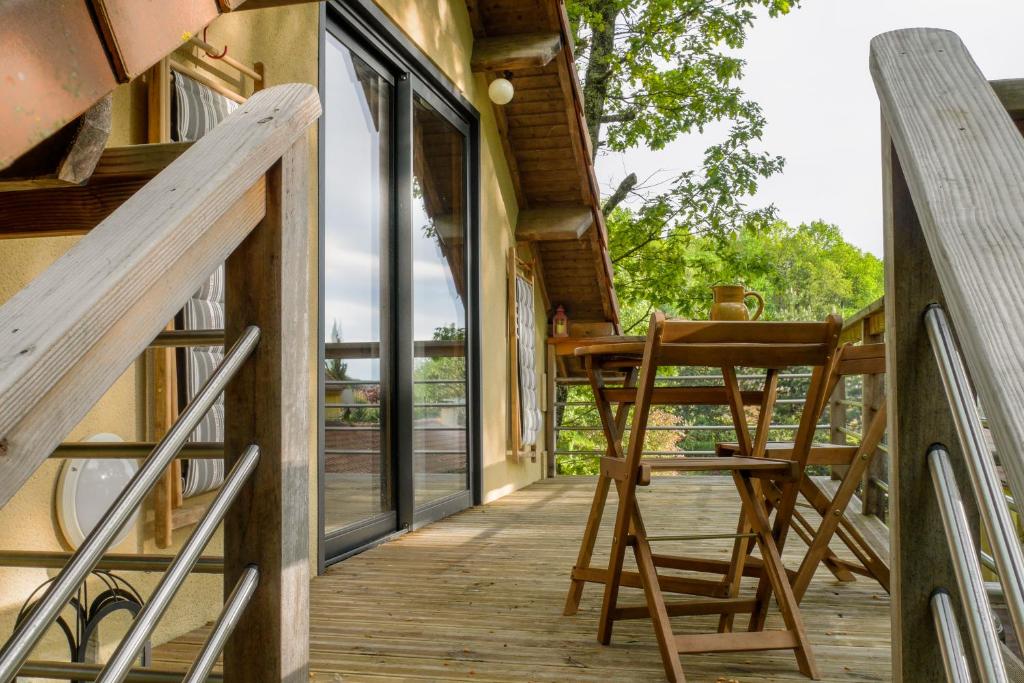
[323,35,393,532]
[412,96,468,506]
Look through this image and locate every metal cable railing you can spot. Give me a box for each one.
[928,446,1009,682]
[0,327,262,681]
[930,589,972,683]
[552,371,828,464]
[926,305,1024,640]
[921,304,1024,681]
[98,445,261,681]
[182,564,259,683]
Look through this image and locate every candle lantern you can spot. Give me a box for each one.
[552,305,569,338]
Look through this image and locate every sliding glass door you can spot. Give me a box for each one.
[320,8,477,565]
[322,33,396,550]
[410,94,470,513]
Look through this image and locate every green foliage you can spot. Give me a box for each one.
[568,0,797,251]
[556,1,885,477]
[612,219,884,329]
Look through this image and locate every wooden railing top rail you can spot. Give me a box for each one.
[871,29,1024,518]
[0,83,320,508]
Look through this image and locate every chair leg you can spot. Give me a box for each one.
[717,501,753,633]
[791,508,856,583]
[598,480,638,644]
[565,365,635,615]
[792,430,886,601]
[565,473,612,615]
[633,525,686,682]
[736,474,820,680]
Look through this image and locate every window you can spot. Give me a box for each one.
[320,1,480,567]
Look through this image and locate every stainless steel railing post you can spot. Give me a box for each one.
[929,446,1008,682]
[97,445,260,683]
[182,565,260,683]
[0,326,260,681]
[930,590,971,683]
[926,304,1024,642]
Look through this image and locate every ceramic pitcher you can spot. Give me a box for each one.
[710,284,764,321]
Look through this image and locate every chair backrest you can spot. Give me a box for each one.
[625,312,842,470]
[817,342,887,418]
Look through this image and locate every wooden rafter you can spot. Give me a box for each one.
[0,143,192,238]
[472,33,562,73]
[516,205,593,241]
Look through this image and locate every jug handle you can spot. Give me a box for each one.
[745,291,765,320]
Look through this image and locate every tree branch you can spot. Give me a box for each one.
[602,172,637,216]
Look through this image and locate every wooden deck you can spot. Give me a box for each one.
[155,476,892,682]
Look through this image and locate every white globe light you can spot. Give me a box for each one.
[488,77,514,105]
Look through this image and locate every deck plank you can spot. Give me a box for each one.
[154,476,892,681]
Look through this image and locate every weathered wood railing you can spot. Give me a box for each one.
[830,298,888,520]
[873,28,1024,681]
[0,83,319,682]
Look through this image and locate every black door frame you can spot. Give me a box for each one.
[318,0,482,572]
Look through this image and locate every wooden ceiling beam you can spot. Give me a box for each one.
[472,33,563,73]
[0,142,192,238]
[516,205,594,242]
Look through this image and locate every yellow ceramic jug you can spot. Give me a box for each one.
[710,284,764,321]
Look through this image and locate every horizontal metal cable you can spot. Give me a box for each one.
[0,551,223,574]
[0,326,260,680]
[555,450,716,457]
[556,424,828,433]
[325,402,466,409]
[50,442,223,460]
[18,661,222,683]
[182,565,259,683]
[150,329,225,347]
[555,372,813,384]
[98,445,260,682]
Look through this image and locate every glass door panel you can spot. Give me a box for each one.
[323,34,393,535]
[410,94,469,508]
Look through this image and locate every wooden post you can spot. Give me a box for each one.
[146,56,180,548]
[545,343,557,477]
[828,380,846,480]
[883,126,978,682]
[223,138,310,682]
[861,317,887,520]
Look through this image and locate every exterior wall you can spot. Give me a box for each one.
[373,0,547,501]
[0,0,543,663]
[0,3,319,662]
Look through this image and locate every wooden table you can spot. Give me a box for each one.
[561,314,843,682]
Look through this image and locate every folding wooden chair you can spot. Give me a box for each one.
[564,312,841,682]
[716,342,890,607]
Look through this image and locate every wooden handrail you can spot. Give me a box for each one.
[0,83,319,508]
[872,28,1024,678]
[872,29,1024,499]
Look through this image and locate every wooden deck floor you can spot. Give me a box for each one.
[156,476,892,682]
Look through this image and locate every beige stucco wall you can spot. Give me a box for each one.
[373,0,547,501]
[0,3,320,663]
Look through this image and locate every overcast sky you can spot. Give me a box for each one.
[595,0,1024,257]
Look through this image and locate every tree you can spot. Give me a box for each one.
[567,0,797,294]
[613,218,884,328]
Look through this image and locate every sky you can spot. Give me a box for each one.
[594,0,1024,257]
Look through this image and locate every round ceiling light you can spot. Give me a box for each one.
[488,77,514,105]
[56,433,139,549]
